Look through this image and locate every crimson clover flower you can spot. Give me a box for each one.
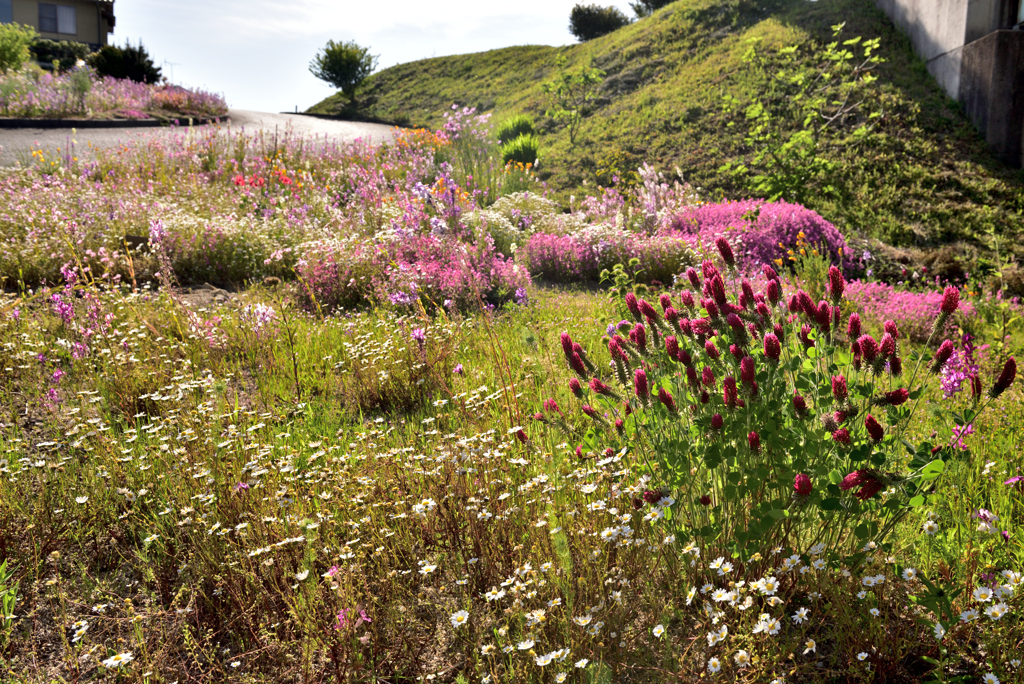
[794,474,812,497]
[716,236,736,268]
[989,357,1017,398]
[747,431,761,454]
[940,286,960,314]
[763,333,781,361]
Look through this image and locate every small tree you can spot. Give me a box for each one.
[629,0,673,18]
[542,54,605,146]
[0,23,37,74]
[569,4,631,42]
[309,40,378,101]
[89,41,161,83]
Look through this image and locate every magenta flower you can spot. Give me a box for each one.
[763,333,781,361]
[940,286,960,314]
[884,388,910,405]
[864,414,884,442]
[747,431,761,454]
[633,368,649,401]
[589,378,613,395]
[715,236,736,268]
[794,474,812,496]
[828,265,845,303]
[657,388,677,413]
[711,413,723,430]
[568,378,583,398]
[740,356,755,385]
[832,375,848,402]
[847,313,862,339]
[832,428,851,445]
[234,482,249,492]
[989,357,1017,398]
[625,292,641,319]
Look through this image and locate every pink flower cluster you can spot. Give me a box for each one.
[845,281,976,343]
[663,199,848,269]
[522,230,692,284]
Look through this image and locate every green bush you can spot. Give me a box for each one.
[569,4,631,42]
[496,113,535,144]
[30,38,90,72]
[309,40,378,101]
[0,23,36,74]
[89,41,162,84]
[629,0,674,17]
[501,133,540,166]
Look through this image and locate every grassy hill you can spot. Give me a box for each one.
[309,0,1024,277]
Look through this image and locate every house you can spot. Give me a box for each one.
[0,0,114,50]
[875,0,1024,168]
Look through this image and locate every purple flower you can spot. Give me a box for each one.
[411,328,426,343]
[453,363,464,375]
[234,482,249,492]
[1004,475,1023,487]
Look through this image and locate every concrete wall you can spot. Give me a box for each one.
[960,30,1024,167]
[10,0,112,46]
[875,0,970,96]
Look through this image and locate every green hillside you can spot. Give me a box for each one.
[310,0,1024,274]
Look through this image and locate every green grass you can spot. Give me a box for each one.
[310,0,1024,265]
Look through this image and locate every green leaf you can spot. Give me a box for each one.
[767,509,790,519]
[920,459,945,482]
[908,495,925,507]
[819,497,841,511]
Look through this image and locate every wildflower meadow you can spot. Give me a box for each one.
[0,106,1021,684]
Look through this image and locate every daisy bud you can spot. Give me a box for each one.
[766,279,781,305]
[748,431,761,454]
[828,265,845,303]
[883,388,909,405]
[794,473,812,497]
[569,378,583,398]
[847,313,862,339]
[940,286,960,314]
[679,290,695,308]
[723,376,738,408]
[659,293,673,312]
[762,263,779,281]
[858,335,878,362]
[793,393,807,416]
[658,388,677,413]
[716,236,736,268]
[930,340,954,373]
[884,320,899,340]
[740,356,756,385]
[625,292,642,320]
[989,357,1017,398]
[832,375,848,402]
[665,335,680,359]
[864,414,884,442]
[702,366,716,388]
[711,413,724,430]
[763,333,781,361]
[634,368,650,401]
[832,428,851,445]
[704,340,720,361]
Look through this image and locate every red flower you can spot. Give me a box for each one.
[884,388,909,406]
[864,414,884,442]
[740,356,756,385]
[711,413,724,430]
[716,236,736,268]
[657,388,677,413]
[832,374,848,402]
[589,378,613,395]
[847,313,862,339]
[828,265,845,303]
[625,292,641,319]
[990,357,1017,398]
[568,378,583,398]
[723,376,738,408]
[763,333,781,361]
[634,368,649,400]
[940,286,960,314]
[832,428,851,444]
[560,332,574,358]
[748,431,761,454]
[794,474,812,496]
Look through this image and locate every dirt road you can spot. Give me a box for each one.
[0,110,396,167]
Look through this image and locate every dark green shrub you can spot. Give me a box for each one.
[496,114,535,144]
[89,41,162,84]
[30,38,90,72]
[501,133,540,166]
[569,4,631,42]
[630,0,674,18]
[309,40,378,101]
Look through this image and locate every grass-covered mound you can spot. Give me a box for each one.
[309,0,1024,272]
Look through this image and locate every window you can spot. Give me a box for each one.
[39,3,76,34]
[0,0,13,25]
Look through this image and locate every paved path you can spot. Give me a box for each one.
[0,110,396,167]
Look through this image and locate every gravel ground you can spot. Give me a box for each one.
[0,109,396,167]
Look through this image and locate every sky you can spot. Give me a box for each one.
[116,0,638,113]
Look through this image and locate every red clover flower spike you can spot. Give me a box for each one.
[940,286,960,314]
[633,368,650,401]
[711,413,724,430]
[568,352,587,377]
[679,290,695,309]
[884,320,899,340]
[832,375,848,402]
[659,293,673,312]
[858,335,878,362]
[723,376,738,408]
[665,335,680,359]
[989,357,1017,398]
[865,414,884,442]
[828,265,845,303]
[848,313,862,339]
[589,378,613,396]
[560,332,574,358]
[766,279,781,306]
[884,388,910,406]
[685,267,701,290]
[762,263,779,281]
[793,393,807,416]
[625,292,642,320]
[931,340,955,373]
[568,378,583,398]
[763,333,781,361]
[747,431,761,454]
[794,474,812,497]
[879,333,896,358]
[704,340,720,360]
[716,236,736,268]
[740,356,756,385]
[631,323,648,352]
[832,428,851,445]
[638,298,659,322]
[657,388,677,413]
